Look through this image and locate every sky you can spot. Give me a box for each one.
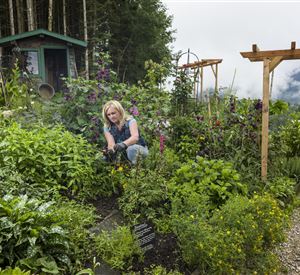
[162,0,300,99]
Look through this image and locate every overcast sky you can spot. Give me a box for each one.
[162,0,300,99]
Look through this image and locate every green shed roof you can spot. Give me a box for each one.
[0,29,87,47]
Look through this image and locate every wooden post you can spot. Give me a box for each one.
[261,59,270,181]
[241,43,300,181]
[200,66,203,102]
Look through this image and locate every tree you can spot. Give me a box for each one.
[16,0,25,33]
[8,0,15,35]
[102,0,174,84]
[48,0,53,31]
[26,0,34,31]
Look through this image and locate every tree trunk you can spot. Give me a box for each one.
[48,0,53,31]
[26,0,34,31]
[83,0,89,79]
[16,0,25,33]
[62,0,67,35]
[9,0,15,35]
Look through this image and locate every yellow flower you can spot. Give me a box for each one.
[118,166,124,171]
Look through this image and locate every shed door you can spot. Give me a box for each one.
[44,49,68,91]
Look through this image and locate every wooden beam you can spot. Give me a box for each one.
[291,41,296,50]
[261,59,270,181]
[178,59,222,69]
[240,48,300,61]
[269,56,283,72]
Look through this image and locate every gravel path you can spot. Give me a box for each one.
[276,207,300,274]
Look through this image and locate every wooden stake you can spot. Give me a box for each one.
[200,66,203,102]
[261,59,270,181]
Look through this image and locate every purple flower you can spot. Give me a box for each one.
[129,106,139,116]
[87,92,97,103]
[131,98,138,105]
[254,99,262,110]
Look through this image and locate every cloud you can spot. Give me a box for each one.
[163,1,300,99]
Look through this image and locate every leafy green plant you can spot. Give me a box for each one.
[118,168,170,224]
[0,267,31,275]
[52,200,97,267]
[0,195,72,274]
[143,142,181,180]
[169,157,247,211]
[1,63,33,109]
[0,122,104,197]
[280,112,300,157]
[171,71,193,116]
[264,177,296,207]
[144,265,183,275]
[94,225,143,271]
[172,194,287,274]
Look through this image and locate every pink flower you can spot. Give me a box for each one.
[160,134,166,154]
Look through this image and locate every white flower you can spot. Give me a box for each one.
[2,110,13,118]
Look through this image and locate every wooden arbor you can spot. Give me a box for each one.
[241,42,300,180]
[178,59,222,101]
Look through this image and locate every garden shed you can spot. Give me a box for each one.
[0,29,87,91]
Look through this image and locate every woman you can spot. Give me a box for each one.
[102,100,148,164]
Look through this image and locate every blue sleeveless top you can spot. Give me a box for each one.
[104,119,146,147]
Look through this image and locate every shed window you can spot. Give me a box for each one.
[21,51,39,75]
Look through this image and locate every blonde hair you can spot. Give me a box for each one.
[102,100,132,128]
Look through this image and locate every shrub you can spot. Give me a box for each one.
[144,265,183,275]
[118,168,170,224]
[280,112,300,157]
[94,225,143,271]
[0,267,31,275]
[52,200,97,267]
[143,142,181,180]
[168,157,247,211]
[0,195,72,274]
[0,123,104,197]
[172,194,287,274]
[264,177,296,207]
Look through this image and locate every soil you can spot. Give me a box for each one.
[131,232,191,274]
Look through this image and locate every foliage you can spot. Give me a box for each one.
[102,0,174,83]
[52,200,97,267]
[0,63,34,109]
[280,112,300,157]
[94,225,143,271]
[172,194,287,274]
[143,265,183,275]
[264,177,297,207]
[118,168,170,224]
[0,195,72,274]
[0,163,60,200]
[143,142,181,180]
[269,99,289,115]
[169,157,247,211]
[122,60,172,145]
[0,123,101,197]
[0,267,31,275]
[171,71,193,116]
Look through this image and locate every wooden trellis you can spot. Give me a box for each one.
[241,42,300,180]
[178,59,222,101]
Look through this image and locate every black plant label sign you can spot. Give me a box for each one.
[133,223,155,252]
